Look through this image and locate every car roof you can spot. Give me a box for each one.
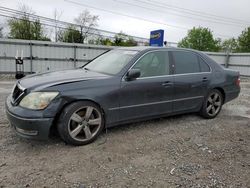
[116,46,222,70]
[117,46,170,51]
[117,46,202,54]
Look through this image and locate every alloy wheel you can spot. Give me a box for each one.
[68,106,102,142]
[206,92,222,116]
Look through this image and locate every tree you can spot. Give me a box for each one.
[237,27,250,52]
[99,38,113,46]
[87,32,138,46]
[8,18,50,41]
[178,27,220,52]
[53,9,63,42]
[58,25,82,43]
[113,32,137,46]
[220,38,238,52]
[126,36,137,46]
[88,36,113,46]
[74,10,99,43]
[114,32,127,46]
[8,4,50,41]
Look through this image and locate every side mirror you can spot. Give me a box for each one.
[126,69,141,81]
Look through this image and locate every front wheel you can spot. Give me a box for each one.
[57,101,104,146]
[200,89,223,119]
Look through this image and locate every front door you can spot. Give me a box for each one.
[119,50,174,122]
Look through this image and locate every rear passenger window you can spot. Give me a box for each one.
[172,51,200,74]
[199,57,210,72]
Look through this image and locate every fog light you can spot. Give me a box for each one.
[16,127,38,136]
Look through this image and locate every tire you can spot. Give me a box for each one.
[57,101,104,146]
[200,89,223,119]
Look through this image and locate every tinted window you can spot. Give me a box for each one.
[172,51,200,74]
[133,51,169,77]
[199,57,210,72]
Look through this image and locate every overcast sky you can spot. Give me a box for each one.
[0,0,250,42]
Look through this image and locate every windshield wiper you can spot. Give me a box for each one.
[84,67,90,71]
[83,67,97,73]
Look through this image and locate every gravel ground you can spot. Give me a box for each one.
[0,77,249,188]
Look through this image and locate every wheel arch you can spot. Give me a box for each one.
[49,99,106,137]
[213,87,225,104]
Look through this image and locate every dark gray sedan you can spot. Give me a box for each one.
[6,47,240,145]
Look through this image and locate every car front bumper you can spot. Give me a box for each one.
[5,95,54,140]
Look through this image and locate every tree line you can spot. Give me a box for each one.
[178,27,250,53]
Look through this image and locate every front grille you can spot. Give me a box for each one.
[12,83,25,103]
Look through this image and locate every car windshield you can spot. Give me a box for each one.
[84,49,138,75]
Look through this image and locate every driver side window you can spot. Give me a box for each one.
[133,51,169,78]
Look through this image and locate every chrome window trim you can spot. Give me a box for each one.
[122,49,213,81]
[137,74,172,80]
[109,96,204,111]
[136,72,212,80]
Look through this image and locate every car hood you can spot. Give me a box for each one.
[19,69,110,90]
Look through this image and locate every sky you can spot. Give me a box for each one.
[0,0,250,43]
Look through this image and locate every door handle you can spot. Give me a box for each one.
[202,77,208,82]
[162,81,173,87]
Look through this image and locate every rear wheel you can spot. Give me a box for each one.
[57,101,104,146]
[200,89,223,119]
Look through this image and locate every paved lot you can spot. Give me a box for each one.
[0,78,249,188]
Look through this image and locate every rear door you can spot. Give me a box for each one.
[170,50,211,112]
[118,50,174,122]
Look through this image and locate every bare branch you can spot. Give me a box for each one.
[74,9,99,43]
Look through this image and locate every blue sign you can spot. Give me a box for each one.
[149,29,164,47]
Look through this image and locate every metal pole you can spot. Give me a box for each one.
[30,42,33,73]
[74,46,77,68]
[225,50,230,68]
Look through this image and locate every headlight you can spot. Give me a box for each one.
[19,92,59,110]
